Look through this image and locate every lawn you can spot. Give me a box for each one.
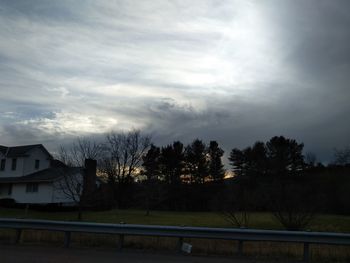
[1,207,350,233]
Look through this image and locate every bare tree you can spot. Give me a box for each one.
[100,129,151,208]
[305,152,317,168]
[53,167,84,220]
[334,146,350,165]
[57,137,103,167]
[53,158,100,221]
[55,137,102,220]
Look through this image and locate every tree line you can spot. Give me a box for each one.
[57,130,350,228]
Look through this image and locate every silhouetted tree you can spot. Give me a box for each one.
[160,141,185,184]
[56,138,103,220]
[333,146,350,165]
[53,166,84,220]
[246,142,268,177]
[266,136,305,177]
[141,144,161,215]
[57,137,103,167]
[263,137,313,230]
[185,139,209,184]
[305,152,317,168]
[228,141,267,178]
[229,148,245,177]
[101,129,151,208]
[208,141,225,182]
[55,155,99,220]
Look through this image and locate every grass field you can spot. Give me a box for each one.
[0,208,350,261]
[1,208,350,232]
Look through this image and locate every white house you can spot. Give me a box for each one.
[0,144,96,205]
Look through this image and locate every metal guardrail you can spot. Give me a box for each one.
[0,218,349,261]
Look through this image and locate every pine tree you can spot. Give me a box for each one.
[208,141,225,181]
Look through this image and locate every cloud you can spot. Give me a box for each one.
[0,0,349,163]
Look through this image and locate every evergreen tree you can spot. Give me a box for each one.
[185,139,209,184]
[247,141,268,177]
[142,144,161,215]
[266,136,305,176]
[229,137,303,178]
[229,148,245,177]
[142,144,161,181]
[208,140,225,181]
[160,141,185,184]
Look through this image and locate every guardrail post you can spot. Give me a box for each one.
[15,229,22,244]
[118,234,124,250]
[64,231,71,248]
[237,240,244,256]
[303,243,310,262]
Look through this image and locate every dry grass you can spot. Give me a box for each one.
[0,229,349,261]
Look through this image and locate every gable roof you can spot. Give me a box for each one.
[0,144,53,159]
[0,167,82,183]
[0,145,7,155]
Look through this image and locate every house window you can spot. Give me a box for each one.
[26,183,39,193]
[8,184,12,195]
[11,158,17,171]
[0,159,5,171]
[35,160,40,169]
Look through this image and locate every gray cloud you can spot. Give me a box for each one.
[0,0,349,164]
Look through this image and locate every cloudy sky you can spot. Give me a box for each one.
[0,0,349,163]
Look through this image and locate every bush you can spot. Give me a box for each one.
[270,180,318,231]
[0,198,16,207]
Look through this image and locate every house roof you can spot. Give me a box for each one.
[0,144,53,158]
[0,167,82,183]
[0,145,7,155]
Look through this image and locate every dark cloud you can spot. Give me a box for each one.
[0,0,349,164]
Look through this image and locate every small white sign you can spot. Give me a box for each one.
[181,242,192,253]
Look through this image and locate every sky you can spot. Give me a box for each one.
[0,0,350,163]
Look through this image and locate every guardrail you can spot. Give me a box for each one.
[0,218,349,261]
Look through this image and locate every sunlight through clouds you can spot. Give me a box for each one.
[0,0,350,161]
[18,111,120,135]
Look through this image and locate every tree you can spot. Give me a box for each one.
[101,129,151,208]
[266,136,305,177]
[227,136,313,230]
[185,139,209,184]
[248,142,268,177]
[263,137,313,230]
[208,141,225,182]
[305,152,317,168]
[160,141,185,185]
[52,158,99,221]
[141,144,161,215]
[54,166,84,220]
[334,146,350,165]
[228,141,267,178]
[228,148,245,177]
[57,137,103,167]
[56,138,103,220]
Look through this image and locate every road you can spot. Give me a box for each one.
[0,244,293,263]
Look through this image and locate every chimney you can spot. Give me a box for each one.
[83,159,97,196]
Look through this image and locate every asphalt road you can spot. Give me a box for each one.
[0,245,293,263]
